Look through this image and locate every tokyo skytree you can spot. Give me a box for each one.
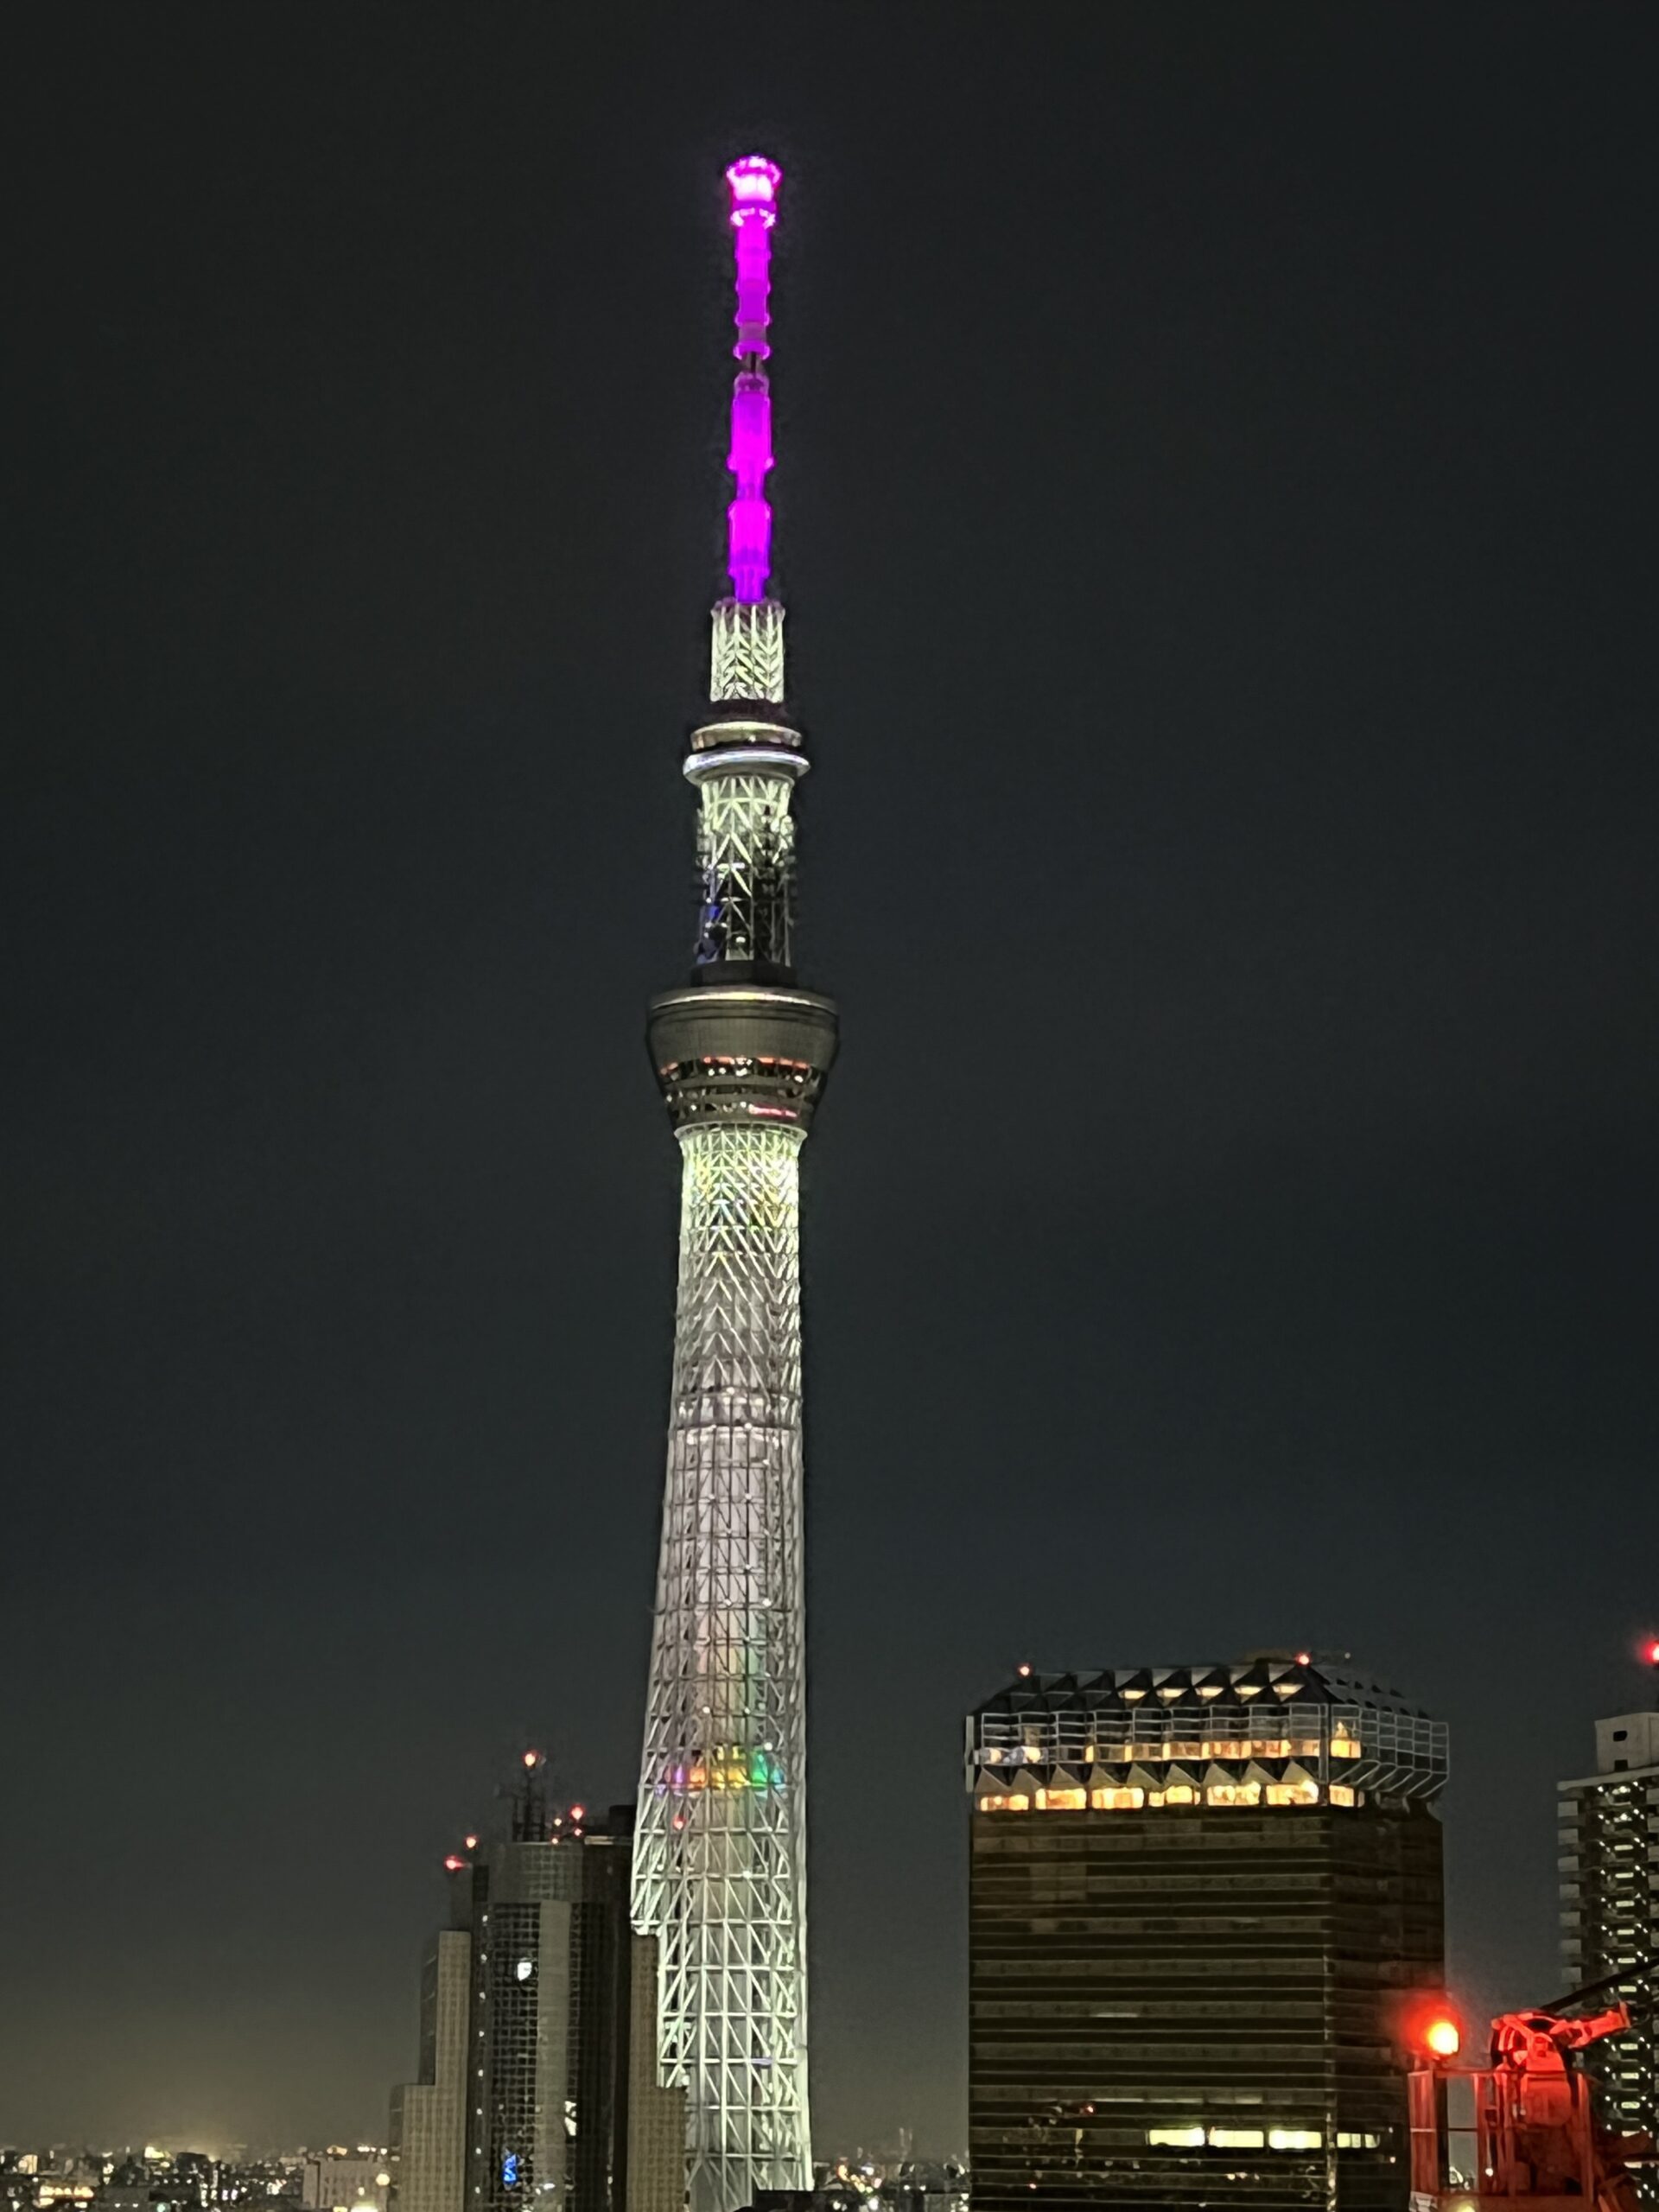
[631,156,835,2212]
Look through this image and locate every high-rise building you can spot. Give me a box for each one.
[390,1770,683,2212]
[965,1658,1448,2212]
[631,156,835,2212]
[299,2158,391,2212]
[1558,1704,1659,2193]
[390,1927,471,2212]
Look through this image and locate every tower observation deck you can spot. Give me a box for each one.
[631,156,834,2212]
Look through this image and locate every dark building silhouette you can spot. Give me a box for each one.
[391,1765,682,2212]
[966,1657,1447,2212]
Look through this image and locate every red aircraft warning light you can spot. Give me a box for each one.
[442,1853,468,1872]
[1644,1637,1659,1668]
[1401,1993,1464,2064]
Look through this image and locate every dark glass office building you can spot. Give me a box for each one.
[966,1658,1447,2212]
[391,1777,683,2212]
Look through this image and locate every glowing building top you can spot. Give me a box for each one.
[968,1660,1448,1815]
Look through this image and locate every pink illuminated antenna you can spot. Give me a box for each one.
[724,155,781,603]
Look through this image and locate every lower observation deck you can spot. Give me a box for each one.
[649,982,838,1132]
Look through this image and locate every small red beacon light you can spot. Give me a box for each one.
[570,1804,586,1822]
[1645,1637,1659,1668]
[442,1854,467,1872]
[1424,2016,1461,2059]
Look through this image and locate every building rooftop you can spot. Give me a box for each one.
[966,1656,1446,1812]
[973,1655,1431,1722]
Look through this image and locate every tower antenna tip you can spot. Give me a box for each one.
[726,155,782,224]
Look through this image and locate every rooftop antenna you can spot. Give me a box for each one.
[504,1748,550,1841]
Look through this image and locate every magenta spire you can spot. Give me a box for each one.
[724,156,781,603]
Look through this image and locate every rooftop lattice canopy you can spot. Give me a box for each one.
[967,1660,1447,1811]
[976,1658,1431,1719]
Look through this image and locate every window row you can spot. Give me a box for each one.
[978,1783,1360,1815]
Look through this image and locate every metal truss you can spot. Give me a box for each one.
[711,600,786,704]
[633,1122,812,2212]
[695,771,797,969]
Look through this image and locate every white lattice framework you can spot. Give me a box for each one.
[633,1122,811,2212]
[695,771,797,969]
[711,599,786,705]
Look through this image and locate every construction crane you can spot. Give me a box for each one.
[1408,1955,1657,2212]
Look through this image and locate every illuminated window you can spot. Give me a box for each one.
[977,1793,1032,1813]
[1207,1783,1262,1807]
[1266,1780,1320,1807]
[1252,1738,1292,1758]
[1330,1735,1362,1758]
[1146,2128,1204,2149]
[1268,2129,1322,2152]
[1329,1784,1357,1808]
[1209,2129,1265,2150]
[1037,1788,1086,1811]
[1162,1783,1198,1805]
[1204,1738,1249,1760]
[1090,1786,1145,1810]
[1336,2133,1382,2151]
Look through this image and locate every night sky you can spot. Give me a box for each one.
[8,0,1659,2160]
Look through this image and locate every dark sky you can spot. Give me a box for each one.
[7,0,1659,2160]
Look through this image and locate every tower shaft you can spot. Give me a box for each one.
[632,157,835,2212]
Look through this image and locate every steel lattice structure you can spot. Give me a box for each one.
[632,157,836,2212]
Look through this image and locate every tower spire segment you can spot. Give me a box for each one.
[632,154,836,2212]
[725,156,779,604]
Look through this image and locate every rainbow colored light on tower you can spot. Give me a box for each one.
[724,156,781,602]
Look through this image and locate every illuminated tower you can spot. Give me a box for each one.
[630,156,834,2212]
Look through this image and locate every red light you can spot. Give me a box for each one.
[1645,1638,1659,1668]
[1402,1994,1463,2059]
[442,1854,467,1872]
[570,1804,586,1821]
[1294,1650,1312,1666]
[1017,1663,1032,1678]
[464,1834,479,1849]
[523,1751,539,1768]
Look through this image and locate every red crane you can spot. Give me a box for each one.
[1408,1958,1656,2212]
